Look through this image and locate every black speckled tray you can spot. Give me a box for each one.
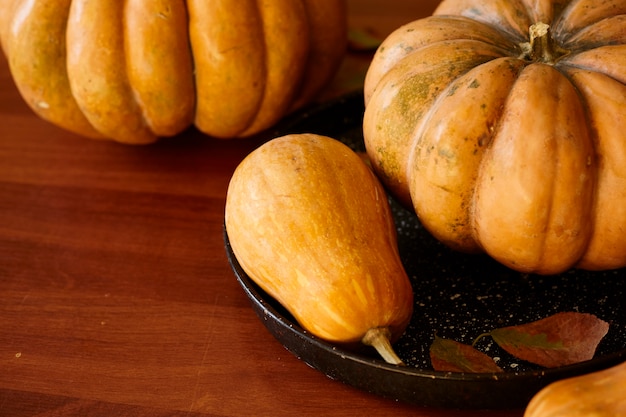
[224,91,626,410]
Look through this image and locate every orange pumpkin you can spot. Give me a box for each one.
[0,0,347,143]
[363,0,626,275]
[225,134,413,364]
[524,360,626,417]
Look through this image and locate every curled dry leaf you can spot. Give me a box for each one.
[430,336,503,373]
[489,312,610,368]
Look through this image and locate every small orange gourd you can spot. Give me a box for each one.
[0,0,346,143]
[363,0,626,275]
[524,360,626,417]
[225,134,414,364]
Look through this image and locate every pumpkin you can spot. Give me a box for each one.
[524,360,626,417]
[0,0,347,144]
[224,134,414,364]
[362,0,626,275]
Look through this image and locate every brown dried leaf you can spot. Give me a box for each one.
[430,336,503,373]
[490,312,609,368]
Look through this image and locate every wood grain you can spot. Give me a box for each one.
[0,2,524,416]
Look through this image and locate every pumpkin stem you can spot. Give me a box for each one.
[519,22,570,64]
[362,327,405,366]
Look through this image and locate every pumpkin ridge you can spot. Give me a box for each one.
[290,0,348,110]
[434,0,533,42]
[238,0,269,136]
[123,0,195,137]
[237,0,312,137]
[122,6,153,138]
[3,0,103,139]
[558,45,626,85]
[561,15,626,49]
[407,57,524,252]
[188,0,267,138]
[66,0,157,144]
[402,43,516,177]
[364,15,521,103]
[473,63,594,274]
[566,69,626,270]
[552,0,626,37]
[518,0,568,26]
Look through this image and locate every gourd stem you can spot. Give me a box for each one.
[520,22,570,64]
[362,327,405,366]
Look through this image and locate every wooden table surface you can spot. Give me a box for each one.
[0,2,526,416]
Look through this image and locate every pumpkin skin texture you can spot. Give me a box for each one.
[225,134,414,363]
[0,0,347,144]
[363,0,626,275]
[524,360,626,417]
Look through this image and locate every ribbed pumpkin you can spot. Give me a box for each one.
[363,0,626,275]
[0,0,347,144]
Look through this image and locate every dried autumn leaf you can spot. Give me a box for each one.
[430,335,503,373]
[489,312,609,368]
